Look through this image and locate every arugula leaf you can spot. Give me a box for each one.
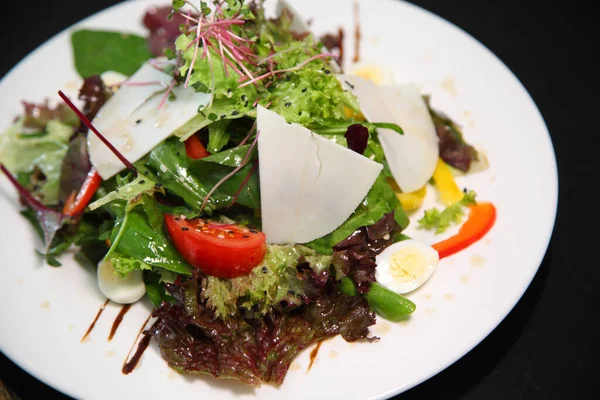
[144,137,215,213]
[418,190,477,234]
[189,160,260,209]
[199,144,257,167]
[71,30,152,78]
[88,173,158,211]
[305,173,409,255]
[207,119,232,153]
[145,281,174,307]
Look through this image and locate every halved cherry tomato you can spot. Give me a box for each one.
[184,134,210,159]
[63,169,102,216]
[164,214,267,278]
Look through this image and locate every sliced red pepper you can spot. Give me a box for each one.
[62,169,102,216]
[184,134,210,159]
[433,202,496,259]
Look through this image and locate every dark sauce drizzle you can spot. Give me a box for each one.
[353,0,361,63]
[307,340,324,371]
[122,314,155,375]
[108,304,131,341]
[81,299,110,343]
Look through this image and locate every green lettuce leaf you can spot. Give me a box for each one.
[202,244,332,318]
[0,119,73,205]
[418,190,477,234]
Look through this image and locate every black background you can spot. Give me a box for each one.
[0,0,595,399]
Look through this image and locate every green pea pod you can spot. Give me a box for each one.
[340,277,416,321]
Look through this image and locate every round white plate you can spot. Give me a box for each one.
[0,0,557,399]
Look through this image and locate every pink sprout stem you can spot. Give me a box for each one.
[158,79,177,109]
[185,17,203,88]
[238,122,256,146]
[199,131,260,214]
[238,53,337,88]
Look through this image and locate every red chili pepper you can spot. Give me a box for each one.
[62,169,102,216]
[433,202,497,259]
[184,134,210,159]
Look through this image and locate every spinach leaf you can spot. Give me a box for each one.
[144,137,215,213]
[305,173,409,255]
[106,196,192,276]
[71,30,152,78]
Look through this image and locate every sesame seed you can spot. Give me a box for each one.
[139,180,146,184]
[135,119,142,124]
[243,235,250,238]
[302,88,307,92]
[174,217,180,221]
[181,227,189,231]
[232,110,239,115]
[217,234,225,239]
[285,102,291,107]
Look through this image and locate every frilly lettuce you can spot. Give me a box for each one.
[202,244,333,318]
[418,190,477,233]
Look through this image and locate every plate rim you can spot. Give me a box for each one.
[0,0,559,399]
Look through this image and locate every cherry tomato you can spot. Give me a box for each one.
[184,134,211,159]
[164,214,267,279]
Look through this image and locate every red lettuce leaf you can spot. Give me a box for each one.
[150,275,375,386]
[1,164,66,251]
[77,76,108,132]
[21,101,78,129]
[143,6,196,57]
[332,212,401,293]
[59,134,92,205]
[424,96,478,172]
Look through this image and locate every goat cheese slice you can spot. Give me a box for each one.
[257,106,382,244]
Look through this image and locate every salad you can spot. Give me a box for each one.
[0,0,496,387]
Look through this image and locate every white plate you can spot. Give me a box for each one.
[0,0,557,399]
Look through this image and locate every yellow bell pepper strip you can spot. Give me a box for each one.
[432,158,464,205]
[432,202,496,259]
[386,177,427,212]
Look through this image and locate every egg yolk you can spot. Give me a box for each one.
[390,248,429,283]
